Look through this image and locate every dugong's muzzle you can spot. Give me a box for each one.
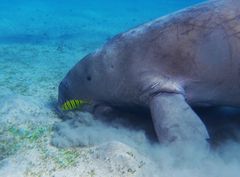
[58,81,69,106]
[58,80,91,111]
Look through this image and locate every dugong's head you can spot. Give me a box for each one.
[58,54,98,107]
[58,50,114,111]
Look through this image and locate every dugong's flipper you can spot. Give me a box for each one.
[150,93,209,144]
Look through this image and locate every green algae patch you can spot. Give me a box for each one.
[0,134,20,160]
[8,126,49,142]
[53,149,81,169]
[0,122,84,174]
[88,169,96,177]
[0,124,51,160]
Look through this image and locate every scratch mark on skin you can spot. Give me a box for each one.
[177,24,179,41]
[220,14,240,25]
[214,8,236,75]
[178,13,217,36]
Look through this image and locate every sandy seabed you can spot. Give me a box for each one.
[1,0,240,177]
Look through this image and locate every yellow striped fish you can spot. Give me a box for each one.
[61,99,90,111]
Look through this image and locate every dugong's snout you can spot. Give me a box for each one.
[58,80,69,106]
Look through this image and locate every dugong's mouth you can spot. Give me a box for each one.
[58,80,91,111]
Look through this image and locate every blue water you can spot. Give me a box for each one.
[0,0,203,45]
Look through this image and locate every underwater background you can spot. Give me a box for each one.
[1,0,240,177]
[0,0,203,102]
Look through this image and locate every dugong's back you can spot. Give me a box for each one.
[107,0,240,106]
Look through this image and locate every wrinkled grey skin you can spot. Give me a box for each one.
[58,0,240,144]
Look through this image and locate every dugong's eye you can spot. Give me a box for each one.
[86,76,92,81]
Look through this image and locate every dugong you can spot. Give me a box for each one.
[58,0,240,144]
